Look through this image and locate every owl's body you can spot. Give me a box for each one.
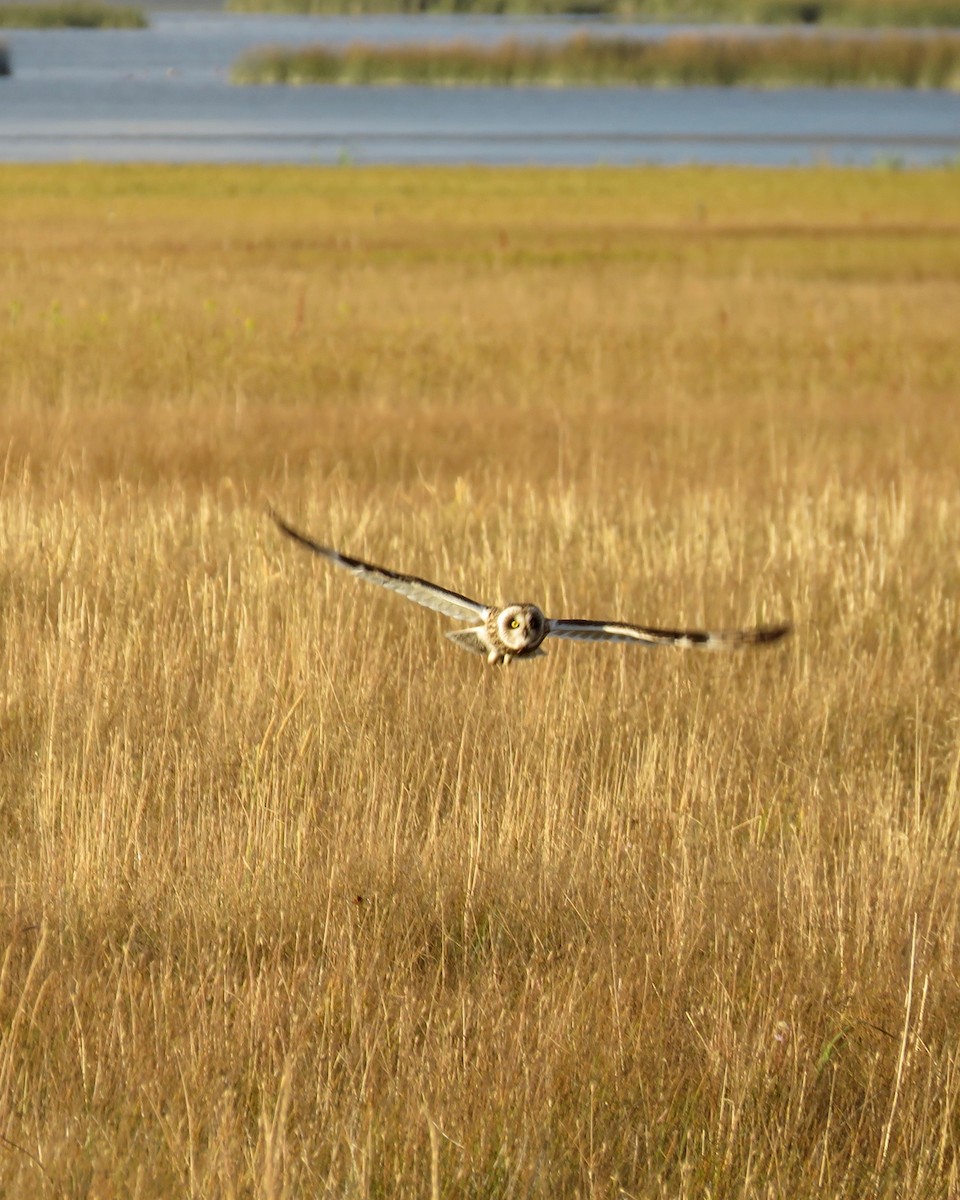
[269,510,790,666]
[447,604,549,665]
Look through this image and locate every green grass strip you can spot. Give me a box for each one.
[0,2,146,28]
[232,31,960,87]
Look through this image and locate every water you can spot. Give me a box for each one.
[1,12,959,164]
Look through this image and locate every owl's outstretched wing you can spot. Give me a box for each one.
[546,618,789,650]
[269,509,487,623]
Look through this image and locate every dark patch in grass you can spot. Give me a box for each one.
[232,31,960,88]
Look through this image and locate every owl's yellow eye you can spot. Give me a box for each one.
[510,618,520,629]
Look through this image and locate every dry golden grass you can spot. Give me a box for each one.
[2,164,960,1197]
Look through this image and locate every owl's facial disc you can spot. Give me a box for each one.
[497,604,546,652]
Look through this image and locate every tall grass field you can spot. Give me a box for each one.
[2,164,960,1196]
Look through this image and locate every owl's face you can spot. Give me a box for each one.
[496,604,547,653]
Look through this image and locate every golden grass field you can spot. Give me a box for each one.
[2,163,960,1197]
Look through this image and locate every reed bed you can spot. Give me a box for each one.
[0,2,146,28]
[2,163,960,1196]
[226,0,960,27]
[232,29,960,87]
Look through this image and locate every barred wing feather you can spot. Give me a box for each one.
[269,510,486,623]
[546,619,789,649]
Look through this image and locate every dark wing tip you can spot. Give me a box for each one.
[747,624,791,645]
[265,506,334,559]
[265,504,296,538]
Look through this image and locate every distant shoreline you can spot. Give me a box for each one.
[225,0,960,27]
[0,3,147,28]
[232,31,960,88]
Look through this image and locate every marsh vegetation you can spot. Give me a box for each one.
[0,2,146,28]
[226,0,960,26]
[232,29,960,87]
[2,164,960,1196]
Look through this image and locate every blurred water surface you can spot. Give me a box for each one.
[1,12,959,164]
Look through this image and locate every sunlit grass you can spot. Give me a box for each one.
[232,31,960,88]
[2,164,960,1195]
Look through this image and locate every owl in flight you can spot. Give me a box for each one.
[269,510,789,666]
